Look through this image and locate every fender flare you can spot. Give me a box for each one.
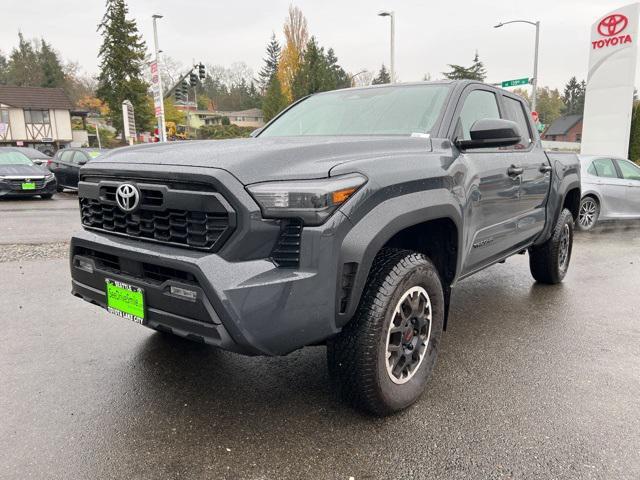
[336,188,462,326]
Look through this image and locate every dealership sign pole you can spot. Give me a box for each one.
[581,3,640,158]
[151,14,167,142]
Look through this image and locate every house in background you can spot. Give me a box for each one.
[542,115,583,143]
[185,108,265,130]
[0,85,79,154]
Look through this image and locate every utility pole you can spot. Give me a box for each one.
[152,14,167,142]
[494,19,541,111]
[378,11,395,83]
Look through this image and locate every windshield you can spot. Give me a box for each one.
[260,84,451,137]
[0,151,33,166]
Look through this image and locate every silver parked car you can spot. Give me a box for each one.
[578,155,640,230]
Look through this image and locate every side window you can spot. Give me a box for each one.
[591,158,618,178]
[587,162,598,176]
[502,96,532,149]
[617,159,640,180]
[457,90,500,140]
[60,150,74,163]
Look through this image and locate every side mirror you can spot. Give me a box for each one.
[455,118,521,150]
[78,159,87,166]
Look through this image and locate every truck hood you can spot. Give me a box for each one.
[90,136,432,184]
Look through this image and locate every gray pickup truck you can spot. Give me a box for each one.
[69,80,580,415]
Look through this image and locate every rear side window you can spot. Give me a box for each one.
[616,159,640,180]
[591,158,618,178]
[457,90,500,141]
[502,96,532,148]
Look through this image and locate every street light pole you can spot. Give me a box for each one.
[378,11,395,83]
[494,19,540,112]
[152,14,167,142]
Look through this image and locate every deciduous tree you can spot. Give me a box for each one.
[277,5,308,102]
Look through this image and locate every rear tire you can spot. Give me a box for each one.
[529,208,574,284]
[56,185,64,193]
[577,196,599,231]
[327,248,444,416]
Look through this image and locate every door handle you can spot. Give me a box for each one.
[539,164,553,173]
[507,165,524,177]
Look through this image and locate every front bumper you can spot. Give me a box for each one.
[70,211,348,356]
[0,179,56,197]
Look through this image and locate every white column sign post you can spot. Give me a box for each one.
[122,100,136,146]
[581,3,640,158]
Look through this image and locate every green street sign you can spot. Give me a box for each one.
[501,78,530,88]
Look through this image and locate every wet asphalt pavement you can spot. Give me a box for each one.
[0,201,639,479]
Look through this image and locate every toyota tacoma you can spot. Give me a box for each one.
[69,80,580,415]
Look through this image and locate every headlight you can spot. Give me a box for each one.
[45,173,55,182]
[247,174,367,226]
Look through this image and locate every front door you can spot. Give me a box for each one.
[591,158,628,217]
[452,87,521,276]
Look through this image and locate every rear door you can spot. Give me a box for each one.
[615,159,640,217]
[54,150,75,187]
[450,86,521,276]
[499,94,551,241]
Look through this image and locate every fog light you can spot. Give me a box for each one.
[170,285,197,301]
[76,257,94,273]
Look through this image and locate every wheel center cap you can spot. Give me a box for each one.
[403,328,414,343]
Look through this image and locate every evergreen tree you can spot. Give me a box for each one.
[372,64,391,85]
[96,0,153,134]
[262,73,287,122]
[7,33,42,86]
[629,102,640,162]
[325,48,350,89]
[291,37,332,100]
[38,40,65,88]
[258,34,281,93]
[443,52,486,81]
[0,52,8,85]
[562,77,586,116]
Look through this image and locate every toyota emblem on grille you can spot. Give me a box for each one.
[115,183,140,212]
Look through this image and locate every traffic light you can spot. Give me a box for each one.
[175,88,184,102]
[189,72,198,87]
[198,63,205,79]
[181,81,189,96]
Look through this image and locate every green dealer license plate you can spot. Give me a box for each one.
[21,182,36,190]
[105,279,145,324]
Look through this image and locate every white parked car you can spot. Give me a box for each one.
[578,155,640,230]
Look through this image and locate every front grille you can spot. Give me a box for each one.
[271,219,303,267]
[8,178,45,190]
[78,179,235,251]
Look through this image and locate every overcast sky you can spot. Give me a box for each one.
[0,0,626,91]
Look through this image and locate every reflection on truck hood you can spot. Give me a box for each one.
[89,136,432,184]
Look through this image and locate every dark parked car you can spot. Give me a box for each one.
[70,81,580,415]
[0,149,57,199]
[49,148,105,191]
[2,146,53,168]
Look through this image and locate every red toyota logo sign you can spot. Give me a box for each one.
[598,14,628,37]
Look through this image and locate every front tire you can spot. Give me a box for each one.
[577,196,599,231]
[40,193,53,199]
[327,249,444,416]
[529,208,574,284]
